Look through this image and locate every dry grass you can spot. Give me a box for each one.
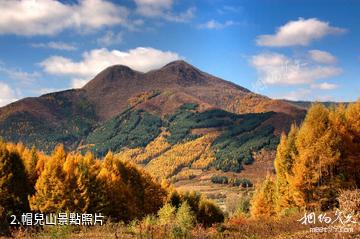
[338,189,360,220]
[222,213,360,239]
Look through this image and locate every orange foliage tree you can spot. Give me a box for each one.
[270,100,360,215]
[3,143,168,222]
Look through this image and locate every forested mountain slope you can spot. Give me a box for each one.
[0,61,306,175]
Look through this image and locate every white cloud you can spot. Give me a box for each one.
[308,50,337,64]
[311,82,338,90]
[275,88,336,101]
[251,52,342,86]
[134,0,195,22]
[36,87,64,95]
[135,0,172,17]
[198,20,237,30]
[277,88,311,101]
[31,41,77,51]
[217,5,242,14]
[40,47,181,87]
[0,82,17,106]
[163,7,196,22]
[97,31,123,46]
[71,78,90,88]
[0,66,40,84]
[0,0,129,36]
[256,18,346,47]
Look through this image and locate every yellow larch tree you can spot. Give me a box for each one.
[274,124,298,214]
[96,152,134,221]
[30,144,67,212]
[289,104,342,210]
[0,140,30,217]
[250,176,276,219]
[344,99,360,186]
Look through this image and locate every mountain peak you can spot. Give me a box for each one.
[162,60,192,68]
[96,64,137,79]
[82,64,139,91]
[157,60,208,86]
[161,60,200,73]
[106,64,135,71]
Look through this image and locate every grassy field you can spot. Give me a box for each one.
[173,149,275,212]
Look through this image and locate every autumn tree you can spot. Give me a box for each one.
[96,152,134,221]
[173,202,195,237]
[59,153,90,212]
[21,146,40,195]
[289,104,344,210]
[30,144,67,212]
[139,169,167,216]
[343,100,360,186]
[158,203,176,225]
[0,140,30,217]
[270,100,360,215]
[76,152,102,213]
[250,176,276,219]
[274,124,298,214]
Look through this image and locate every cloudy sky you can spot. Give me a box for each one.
[0,0,359,106]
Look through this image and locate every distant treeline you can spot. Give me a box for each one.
[211,176,253,187]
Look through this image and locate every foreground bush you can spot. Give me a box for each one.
[338,189,360,220]
[168,190,224,227]
[0,205,10,236]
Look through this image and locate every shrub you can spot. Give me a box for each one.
[197,200,225,227]
[211,175,228,184]
[230,178,253,188]
[167,190,225,227]
[158,203,176,225]
[338,189,360,220]
[236,197,251,215]
[226,194,251,216]
[211,176,253,188]
[173,202,195,237]
[0,205,9,236]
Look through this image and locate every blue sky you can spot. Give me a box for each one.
[0,0,359,106]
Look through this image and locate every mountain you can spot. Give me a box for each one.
[0,60,306,176]
[82,60,304,120]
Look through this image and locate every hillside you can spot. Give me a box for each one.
[0,60,305,179]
